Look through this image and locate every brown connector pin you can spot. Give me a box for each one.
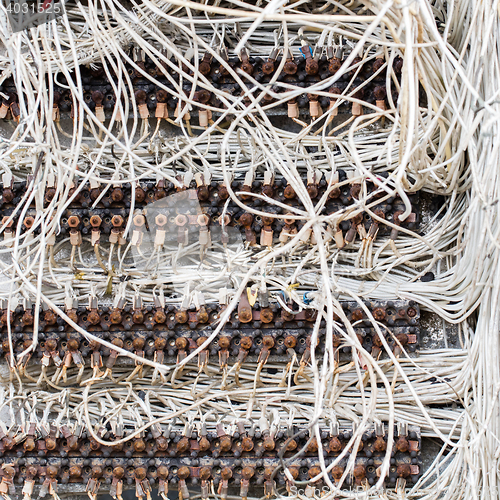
[240,466,254,500]
[374,435,387,452]
[332,465,344,483]
[390,210,416,240]
[260,216,274,247]
[40,465,58,499]
[87,331,102,362]
[393,332,408,356]
[110,215,125,245]
[175,214,189,246]
[397,464,411,478]
[327,45,342,75]
[287,97,299,119]
[284,183,296,199]
[283,52,298,75]
[156,89,169,120]
[22,466,38,500]
[217,425,232,454]
[132,214,146,247]
[195,173,209,201]
[328,86,341,119]
[395,434,409,453]
[263,468,276,498]
[134,89,150,119]
[92,90,106,122]
[157,466,169,500]
[214,468,230,500]
[284,467,299,494]
[198,213,211,247]
[262,48,278,75]
[111,185,124,203]
[367,209,385,241]
[199,52,213,76]
[262,429,275,451]
[0,465,15,498]
[344,213,364,245]
[90,215,102,246]
[41,338,62,370]
[374,85,387,111]
[218,336,231,368]
[262,172,275,198]
[59,338,84,383]
[307,466,322,492]
[196,336,209,374]
[371,333,384,359]
[199,467,211,500]
[110,467,124,500]
[86,466,103,500]
[352,88,364,116]
[238,291,253,323]
[219,214,231,245]
[177,466,190,500]
[10,102,20,123]
[153,297,167,324]
[134,467,152,500]
[175,307,188,325]
[175,337,188,363]
[194,89,212,126]
[223,333,249,384]
[87,297,101,325]
[353,464,366,486]
[127,336,146,380]
[307,94,321,119]
[372,54,385,74]
[258,336,275,365]
[329,435,343,453]
[302,44,319,75]
[240,213,257,246]
[0,95,12,119]
[239,48,253,75]
[104,337,123,378]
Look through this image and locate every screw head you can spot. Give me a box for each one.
[155,214,167,226]
[90,215,102,227]
[111,215,124,227]
[67,216,80,228]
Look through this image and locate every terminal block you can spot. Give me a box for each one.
[0,425,422,496]
[0,51,422,123]
[0,174,421,250]
[1,300,419,372]
[0,172,420,213]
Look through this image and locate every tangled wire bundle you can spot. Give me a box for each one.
[0,0,498,499]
